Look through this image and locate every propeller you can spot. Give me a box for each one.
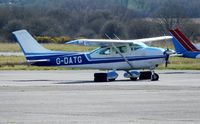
[163,33,170,67]
[163,48,175,67]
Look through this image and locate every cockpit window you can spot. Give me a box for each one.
[112,46,128,54]
[129,43,143,51]
[98,48,111,55]
[118,46,128,53]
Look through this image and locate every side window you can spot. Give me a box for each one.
[129,43,142,51]
[99,48,111,55]
[118,46,128,53]
[112,46,128,54]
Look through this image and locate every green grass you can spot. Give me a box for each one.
[0,43,95,52]
[0,43,21,52]
[158,57,200,70]
[0,56,82,70]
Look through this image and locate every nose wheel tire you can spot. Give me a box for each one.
[139,71,159,81]
[151,73,159,81]
[139,71,152,80]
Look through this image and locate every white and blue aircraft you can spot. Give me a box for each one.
[170,28,200,58]
[13,30,173,82]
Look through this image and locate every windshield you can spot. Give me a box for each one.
[132,42,148,48]
[129,43,141,51]
[129,42,146,51]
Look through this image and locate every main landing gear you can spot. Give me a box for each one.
[125,71,159,81]
[94,71,118,82]
[94,70,159,82]
[150,71,159,81]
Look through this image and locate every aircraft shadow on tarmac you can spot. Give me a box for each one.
[56,79,144,84]
[13,80,54,82]
[160,71,200,74]
[12,79,138,84]
[159,72,186,74]
[13,79,100,84]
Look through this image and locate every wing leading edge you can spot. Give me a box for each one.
[66,36,172,46]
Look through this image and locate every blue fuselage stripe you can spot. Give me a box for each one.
[26,53,165,66]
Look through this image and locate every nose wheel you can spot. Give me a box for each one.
[151,71,159,81]
[126,71,159,81]
[137,71,159,81]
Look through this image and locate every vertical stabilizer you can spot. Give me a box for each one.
[169,28,199,54]
[12,30,51,56]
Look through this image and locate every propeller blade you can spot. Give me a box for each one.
[165,54,169,67]
[163,49,170,68]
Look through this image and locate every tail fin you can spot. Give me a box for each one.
[12,30,51,56]
[169,28,199,54]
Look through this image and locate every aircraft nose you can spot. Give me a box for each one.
[145,48,165,56]
[163,49,175,55]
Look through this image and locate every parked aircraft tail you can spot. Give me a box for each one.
[169,28,199,54]
[12,30,52,57]
[12,30,72,65]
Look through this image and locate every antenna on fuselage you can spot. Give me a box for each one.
[105,34,111,39]
[113,34,120,40]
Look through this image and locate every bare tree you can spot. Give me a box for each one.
[155,0,189,33]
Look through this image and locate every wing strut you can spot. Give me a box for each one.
[111,43,134,69]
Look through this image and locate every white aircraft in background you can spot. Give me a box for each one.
[13,30,173,82]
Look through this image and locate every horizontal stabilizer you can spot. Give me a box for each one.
[27,59,51,66]
[27,59,50,63]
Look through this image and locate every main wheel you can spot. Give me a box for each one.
[151,73,159,81]
[139,71,152,80]
[94,73,108,82]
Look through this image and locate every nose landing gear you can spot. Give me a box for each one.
[138,71,159,81]
[124,70,159,81]
[151,71,159,81]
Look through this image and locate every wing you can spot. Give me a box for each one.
[66,36,173,46]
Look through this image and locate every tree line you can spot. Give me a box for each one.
[0,0,200,43]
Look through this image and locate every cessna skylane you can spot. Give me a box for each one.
[170,28,200,59]
[13,30,173,82]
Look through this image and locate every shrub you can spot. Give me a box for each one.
[35,36,72,44]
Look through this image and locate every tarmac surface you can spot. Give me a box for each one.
[0,70,200,124]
